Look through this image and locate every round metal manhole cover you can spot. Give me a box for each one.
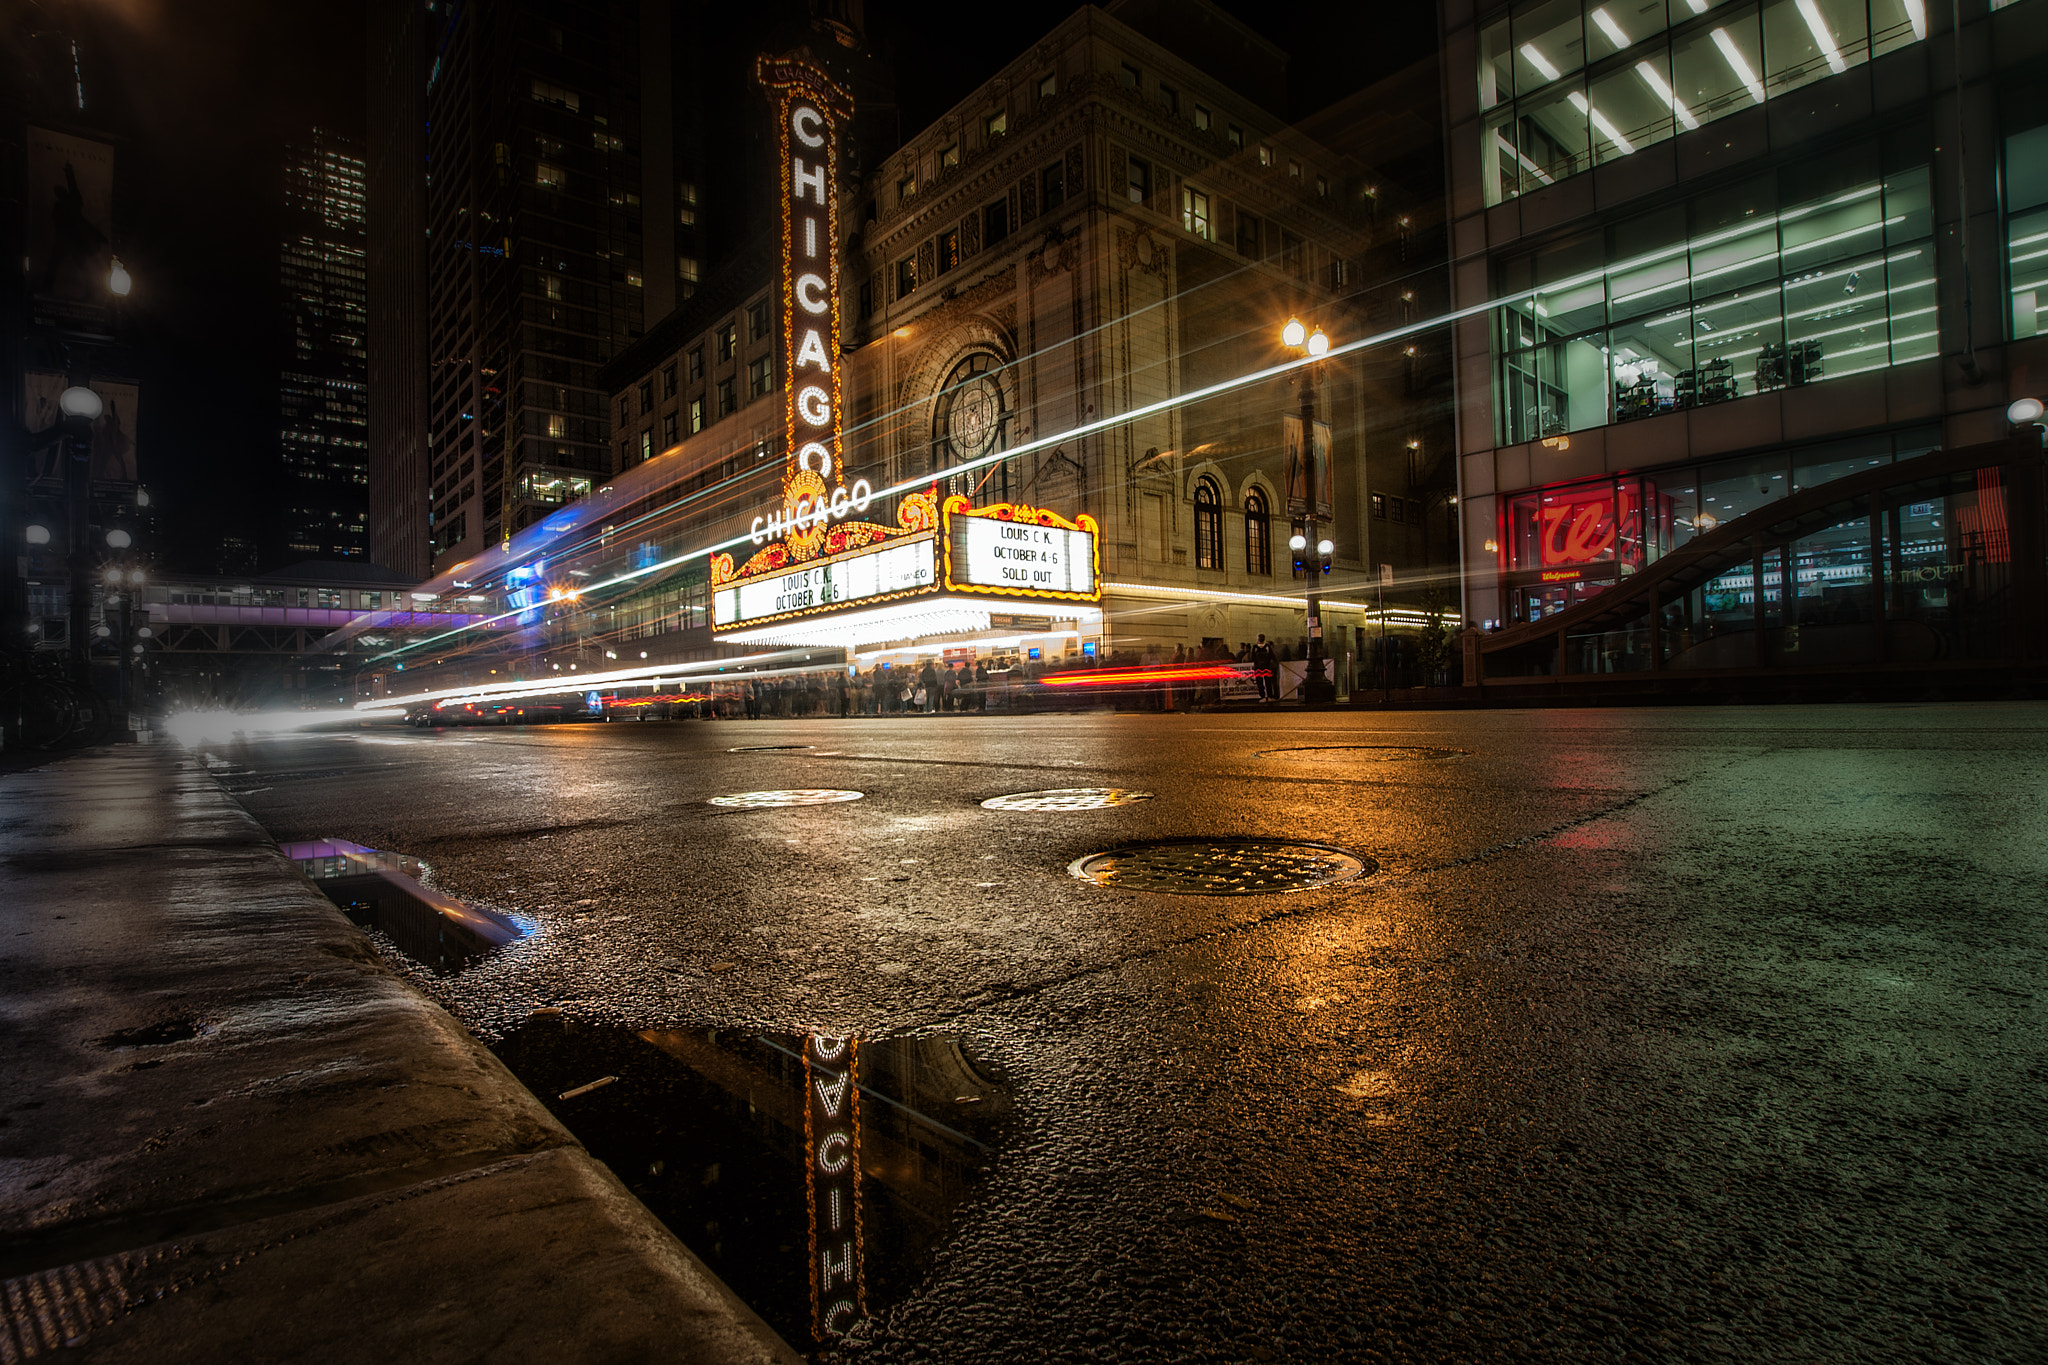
[707,789,864,809]
[1068,839,1372,895]
[1255,745,1466,762]
[727,744,816,752]
[982,788,1155,812]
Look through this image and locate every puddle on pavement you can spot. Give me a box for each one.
[281,837,522,973]
[492,1017,1013,1354]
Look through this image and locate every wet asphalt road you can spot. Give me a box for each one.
[209,704,2045,1364]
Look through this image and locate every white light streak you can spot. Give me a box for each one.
[1635,61,1699,129]
[1712,28,1766,105]
[1570,91,1635,155]
[355,653,793,712]
[166,708,406,746]
[1518,43,1561,82]
[1795,0,1848,73]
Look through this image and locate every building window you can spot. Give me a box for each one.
[638,381,653,415]
[546,413,567,439]
[678,180,698,226]
[661,364,677,398]
[1237,210,1260,258]
[662,411,678,445]
[1228,124,1244,149]
[624,270,643,289]
[1316,175,1329,197]
[897,255,917,296]
[937,228,961,274]
[940,143,960,171]
[1120,62,1141,89]
[1195,105,1211,131]
[1038,72,1056,100]
[1493,143,1935,444]
[1159,84,1178,114]
[1258,144,1273,167]
[1193,476,1222,570]
[986,110,1007,140]
[748,355,774,399]
[536,162,566,190]
[858,277,874,318]
[1329,257,1349,289]
[2007,120,2048,339]
[716,323,736,361]
[687,347,703,381]
[748,298,771,341]
[1126,156,1151,205]
[1244,487,1271,575]
[1479,0,1920,208]
[1042,161,1066,210]
[618,395,630,425]
[689,397,705,433]
[1371,492,1387,519]
[640,429,654,462]
[530,79,579,112]
[1280,229,1305,278]
[716,378,736,416]
[544,272,563,300]
[899,175,917,205]
[985,199,1010,247]
[1181,187,1211,240]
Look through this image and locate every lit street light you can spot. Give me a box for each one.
[1279,318,1335,704]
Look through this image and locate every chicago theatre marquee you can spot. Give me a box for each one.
[711,57,1102,652]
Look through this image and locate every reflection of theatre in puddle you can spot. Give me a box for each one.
[632,1028,1010,1346]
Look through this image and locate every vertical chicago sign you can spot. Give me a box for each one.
[804,1033,865,1341]
[755,55,862,556]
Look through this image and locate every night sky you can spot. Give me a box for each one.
[83,0,1434,575]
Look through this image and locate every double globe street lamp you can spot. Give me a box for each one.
[1280,317,1335,704]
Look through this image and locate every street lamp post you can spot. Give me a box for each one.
[58,384,104,685]
[1281,319,1333,704]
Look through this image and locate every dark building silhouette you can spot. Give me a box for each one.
[366,0,432,580]
[280,130,369,560]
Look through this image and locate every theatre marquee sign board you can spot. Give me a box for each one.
[712,497,1099,633]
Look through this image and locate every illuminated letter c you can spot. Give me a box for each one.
[793,105,825,148]
[818,1131,850,1174]
[796,272,829,314]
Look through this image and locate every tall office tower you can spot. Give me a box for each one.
[279,129,370,561]
[366,0,432,580]
[418,0,678,571]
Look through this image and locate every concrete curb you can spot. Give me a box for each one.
[0,747,803,1364]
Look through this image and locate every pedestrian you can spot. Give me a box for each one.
[919,659,939,713]
[1253,633,1276,702]
[974,660,989,711]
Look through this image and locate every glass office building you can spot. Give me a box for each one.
[1442,0,2048,652]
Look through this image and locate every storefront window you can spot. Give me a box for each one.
[1495,143,1934,444]
[1481,0,1920,206]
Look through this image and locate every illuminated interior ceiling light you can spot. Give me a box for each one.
[1712,28,1766,104]
[1569,92,1635,154]
[1590,7,1631,50]
[1795,0,1847,73]
[1636,61,1699,129]
[1686,0,1709,11]
[1518,43,1561,82]
[1905,0,1927,40]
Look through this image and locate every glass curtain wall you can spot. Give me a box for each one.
[1479,0,1929,205]
[1493,135,1933,444]
[2006,120,2048,338]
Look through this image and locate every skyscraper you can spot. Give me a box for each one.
[366,0,432,581]
[415,0,680,571]
[280,129,369,560]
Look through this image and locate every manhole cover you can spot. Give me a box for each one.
[1068,839,1372,895]
[982,788,1155,811]
[727,744,816,752]
[1255,745,1465,762]
[708,789,864,809]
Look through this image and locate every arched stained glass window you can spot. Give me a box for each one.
[1244,486,1271,576]
[1194,476,1222,570]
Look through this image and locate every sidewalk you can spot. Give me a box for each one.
[0,746,803,1364]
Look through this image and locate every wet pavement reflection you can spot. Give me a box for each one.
[492,1017,1012,1357]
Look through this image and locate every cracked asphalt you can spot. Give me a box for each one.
[213,703,2046,1363]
